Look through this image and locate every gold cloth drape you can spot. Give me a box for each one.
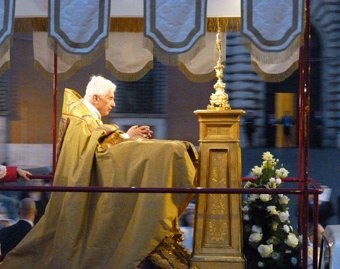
[0,89,197,269]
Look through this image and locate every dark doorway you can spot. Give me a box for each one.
[265,26,322,148]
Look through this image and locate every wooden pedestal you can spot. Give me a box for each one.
[191,109,245,269]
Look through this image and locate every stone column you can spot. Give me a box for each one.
[191,109,245,269]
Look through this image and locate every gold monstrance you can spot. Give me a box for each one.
[207,23,231,110]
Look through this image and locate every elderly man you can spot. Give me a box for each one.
[82,75,153,139]
[0,75,197,269]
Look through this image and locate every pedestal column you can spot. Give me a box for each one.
[191,109,245,269]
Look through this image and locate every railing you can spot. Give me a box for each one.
[0,175,322,269]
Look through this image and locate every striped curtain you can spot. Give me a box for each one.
[241,0,305,82]
[0,0,15,74]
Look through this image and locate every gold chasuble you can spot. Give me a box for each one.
[0,89,197,269]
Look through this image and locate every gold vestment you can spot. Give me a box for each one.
[0,89,197,269]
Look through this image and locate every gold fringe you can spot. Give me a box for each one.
[251,60,299,83]
[15,17,145,32]
[33,60,53,81]
[173,33,222,83]
[110,17,144,32]
[105,60,154,81]
[177,62,216,83]
[0,61,10,77]
[33,42,105,81]
[0,39,12,76]
[14,17,241,33]
[139,229,191,269]
[243,35,303,64]
[155,33,208,64]
[151,45,180,67]
[147,35,208,68]
[0,38,11,56]
[207,17,241,32]
[33,60,80,82]
[15,18,48,32]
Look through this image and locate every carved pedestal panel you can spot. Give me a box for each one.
[191,110,245,269]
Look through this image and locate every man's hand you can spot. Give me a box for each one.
[127,125,153,139]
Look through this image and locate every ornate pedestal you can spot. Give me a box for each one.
[191,109,245,269]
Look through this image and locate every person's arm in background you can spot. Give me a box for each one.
[0,165,32,182]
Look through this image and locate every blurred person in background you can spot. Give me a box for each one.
[280,111,294,147]
[0,165,32,182]
[0,197,37,261]
[0,206,11,229]
[180,202,195,253]
[19,179,50,224]
[244,111,256,147]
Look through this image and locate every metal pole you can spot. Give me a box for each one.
[52,45,58,174]
[298,0,312,268]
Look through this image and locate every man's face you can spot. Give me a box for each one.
[92,92,115,117]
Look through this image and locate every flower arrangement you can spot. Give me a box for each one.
[242,151,301,269]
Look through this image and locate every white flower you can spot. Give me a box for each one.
[249,232,263,243]
[242,205,249,213]
[262,151,273,161]
[252,165,263,177]
[259,194,272,202]
[267,205,278,215]
[268,177,278,188]
[279,211,290,222]
[262,152,278,169]
[248,194,259,201]
[258,261,265,267]
[262,160,275,169]
[285,233,299,248]
[278,195,290,205]
[283,224,290,233]
[251,225,263,233]
[257,244,273,258]
[276,168,289,179]
[272,222,279,231]
[268,177,282,189]
[243,152,301,266]
[244,181,252,188]
[272,252,281,260]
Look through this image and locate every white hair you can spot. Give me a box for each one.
[84,75,116,101]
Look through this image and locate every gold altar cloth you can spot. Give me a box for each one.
[0,89,197,269]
